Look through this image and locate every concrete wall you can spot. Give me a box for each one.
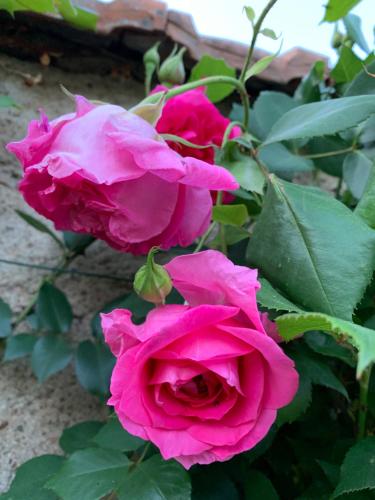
[0,54,145,491]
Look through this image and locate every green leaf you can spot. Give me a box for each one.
[355,164,375,228]
[276,312,375,377]
[243,5,255,24]
[276,367,312,425]
[15,209,64,249]
[12,0,55,13]
[62,231,94,253]
[36,283,73,334]
[31,335,72,382]
[0,94,17,108]
[3,333,37,361]
[212,204,249,227]
[295,344,349,399]
[71,6,98,30]
[294,60,326,104]
[244,470,279,500]
[343,13,370,53]
[331,46,363,84]
[46,448,129,500]
[305,136,350,177]
[1,454,64,500]
[245,45,281,81]
[304,331,355,367]
[343,152,372,198]
[117,454,191,500]
[219,141,265,193]
[257,277,303,312]
[59,421,104,454]
[323,0,362,22]
[189,55,236,103]
[333,437,375,497]
[250,91,298,141]
[0,298,12,338]
[247,177,375,320]
[259,28,279,40]
[345,60,375,96]
[74,340,115,397]
[91,293,154,340]
[55,0,76,18]
[263,96,375,145]
[209,225,250,249]
[259,143,313,179]
[93,416,145,452]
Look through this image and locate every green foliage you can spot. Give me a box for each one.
[46,448,130,500]
[294,61,326,104]
[247,176,375,320]
[36,283,73,334]
[59,421,104,454]
[345,60,375,96]
[189,55,236,103]
[62,231,95,254]
[333,437,375,497]
[276,312,375,377]
[3,333,37,361]
[244,470,279,499]
[92,416,145,452]
[304,331,355,367]
[263,96,375,145]
[1,455,65,500]
[256,278,303,313]
[343,152,372,199]
[74,340,114,397]
[323,0,362,22]
[245,48,281,81]
[212,204,249,226]
[0,298,12,338]
[343,13,370,53]
[0,0,98,29]
[31,335,73,382]
[331,46,363,84]
[355,164,375,228]
[116,454,192,500]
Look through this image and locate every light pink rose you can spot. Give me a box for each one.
[102,250,298,468]
[154,85,241,163]
[6,96,238,255]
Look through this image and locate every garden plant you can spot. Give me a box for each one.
[1,0,375,498]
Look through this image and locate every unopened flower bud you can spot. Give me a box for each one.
[143,42,161,69]
[133,247,172,304]
[158,47,187,85]
[331,31,344,49]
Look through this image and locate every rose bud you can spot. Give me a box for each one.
[134,247,172,304]
[158,47,186,86]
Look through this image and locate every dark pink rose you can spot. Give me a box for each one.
[154,85,241,164]
[102,250,298,468]
[7,96,238,255]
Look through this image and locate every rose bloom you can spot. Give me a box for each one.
[154,85,241,163]
[102,250,298,468]
[6,96,238,255]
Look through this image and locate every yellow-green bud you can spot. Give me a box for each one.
[133,247,172,305]
[143,42,161,68]
[158,47,187,86]
[331,31,344,49]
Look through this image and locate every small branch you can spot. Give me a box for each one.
[221,121,245,148]
[239,0,280,83]
[300,147,354,160]
[357,366,371,440]
[194,222,217,253]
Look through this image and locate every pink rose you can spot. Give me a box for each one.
[154,85,241,164]
[6,96,238,255]
[102,250,298,468]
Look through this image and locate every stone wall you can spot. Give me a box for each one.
[0,53,145,491]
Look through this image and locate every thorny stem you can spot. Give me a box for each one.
[357,366,371,440]
[221,121,245,148]
[239,0,280,83]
